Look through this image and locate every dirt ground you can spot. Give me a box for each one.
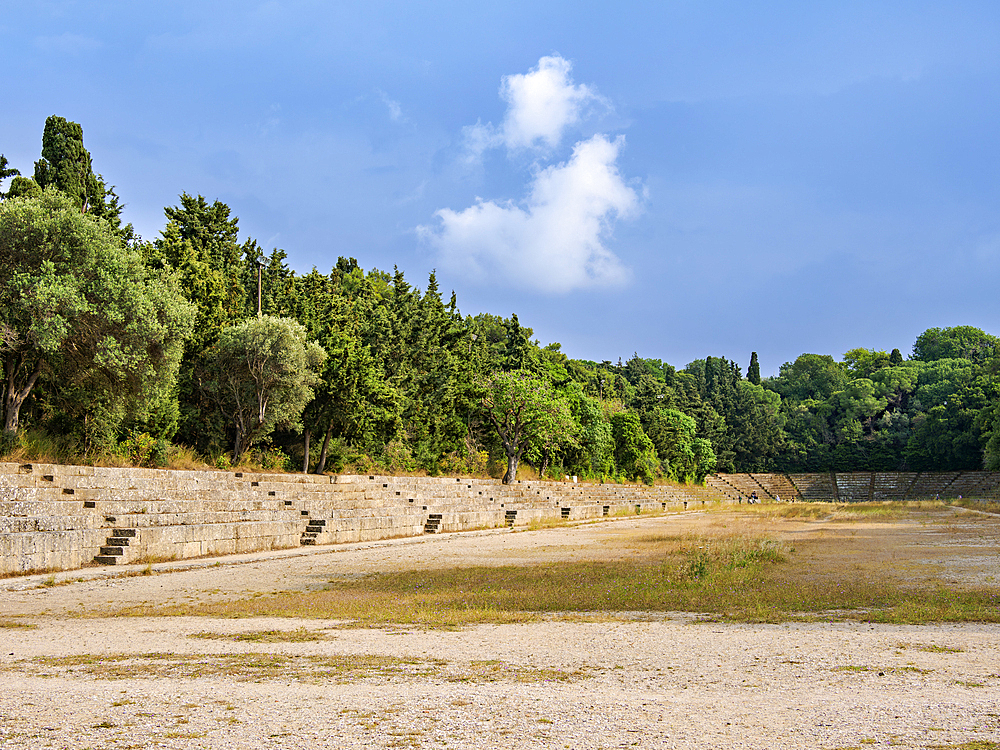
[1,506,999,749]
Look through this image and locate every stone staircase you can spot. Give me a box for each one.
[423,514,442,533]
[93,528,137,565]
[300,517,325,545]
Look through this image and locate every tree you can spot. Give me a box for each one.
[562,382,614,478]
[207,316,326,464]
[611,411,657,483]
[481,369,576,483]
[32,115,127,234]
[748,352,761,385]
[302,275,401,472]
[903,357,997,470]
[843,348,891,378]
[151,194,254,451]
[912,326,1000,363]
[5,177,41,200]
[0,154,19,196]
[644,407,718,482]
[0,189,194,446]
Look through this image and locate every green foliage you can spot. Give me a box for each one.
[5,176,40,200]
[562,383,615,478]
[481,369,576,483]
[747,351,760,385]
[116,431,167,467]
[644,407,716,482]
[0,154,18,190]
[912,326,1000,363]
[206,316,326,463]
[610,411,657,483]
[32,115,128,236]
[0,189,194,450]
[255,446,290,471]
[843,348,892,378]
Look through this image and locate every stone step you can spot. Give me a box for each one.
[93,555,119,565]
[99,546,125,556]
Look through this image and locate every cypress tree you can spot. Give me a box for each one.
[748,352,761,385]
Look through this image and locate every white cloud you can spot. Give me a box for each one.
[463,55,602,158]
[500,55,598,150]
[422,134,638,294]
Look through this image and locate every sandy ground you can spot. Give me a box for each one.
[1,509,999,749]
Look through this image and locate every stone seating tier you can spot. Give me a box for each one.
[787,474,837,501]
[0,463,731,575]
[6,465,999,577]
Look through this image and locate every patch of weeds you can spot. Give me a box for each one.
[920,644,965,653]
[6,652,587,685]
[188,628,326,643]
[92,720,115,729]
[928,743,1000,750]
[455,660,587,683]
[953,680,986,687]
[0,620,37,629]
[111,699,134,707]
[40,575,56,588]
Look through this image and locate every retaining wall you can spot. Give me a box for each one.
[0,463,725,576]
[9,465,996,577]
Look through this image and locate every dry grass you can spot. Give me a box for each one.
[110,516,1000,625]
[189,628,326,643]
[6,653,588,684]
[0,619,37,629]
[950,498,1000,515]
[758,500,955,521]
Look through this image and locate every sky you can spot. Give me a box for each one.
[3,1,1000,376]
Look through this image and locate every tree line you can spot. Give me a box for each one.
[3,117,1000,483]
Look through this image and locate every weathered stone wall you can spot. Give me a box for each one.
[0,463,725,576]
[706,471,1000,502]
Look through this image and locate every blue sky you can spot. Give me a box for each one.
[3,1,1000,375]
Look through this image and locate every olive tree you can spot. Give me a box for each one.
[480,369,575,483]
[208,315,326,464]
[0,189,194,448]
